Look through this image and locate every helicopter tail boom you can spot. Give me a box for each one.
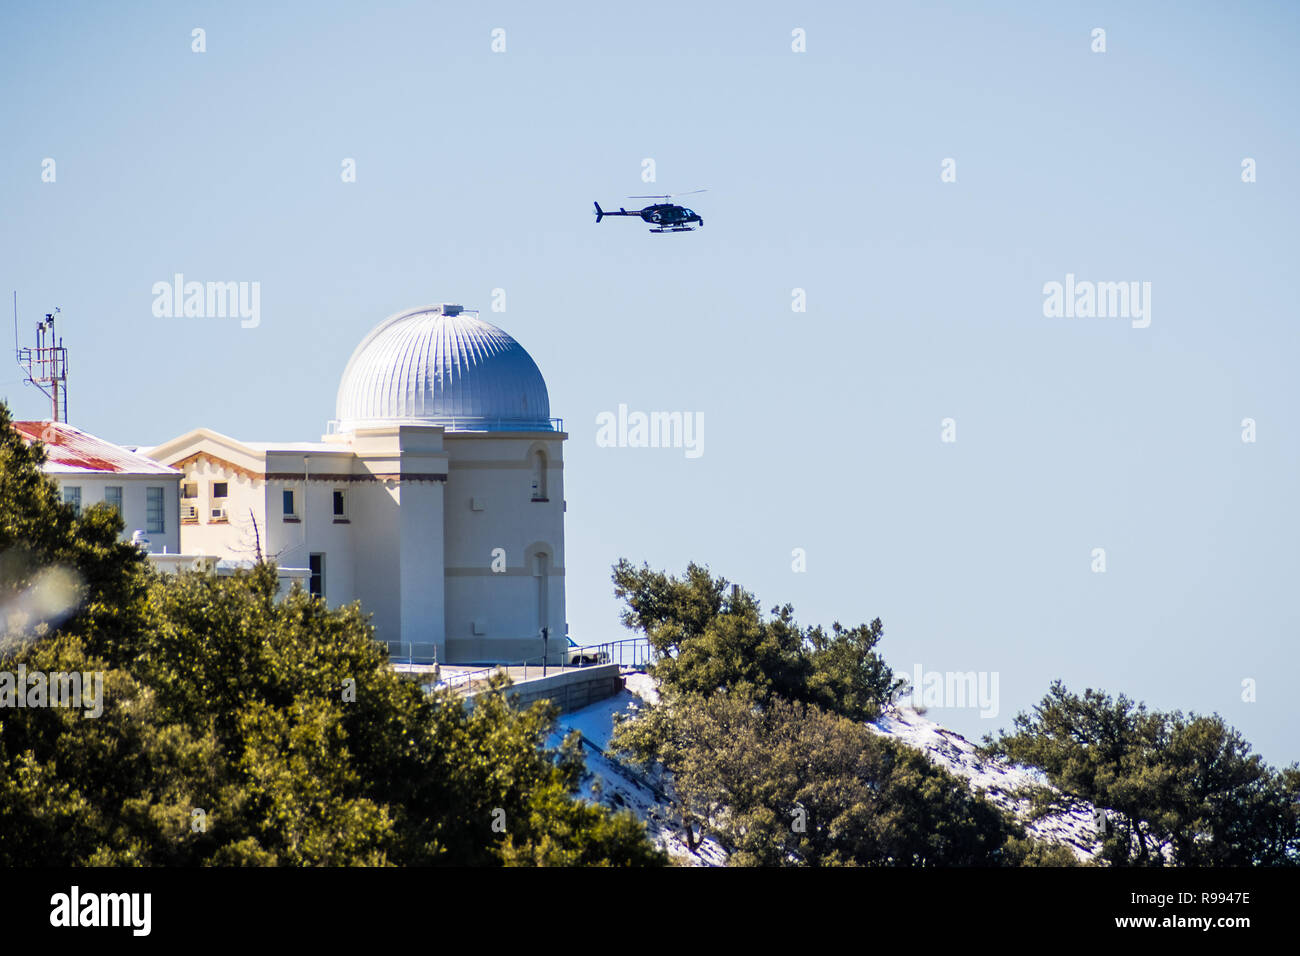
[594,201,635,222]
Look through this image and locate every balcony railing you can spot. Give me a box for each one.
[383,636,655,676]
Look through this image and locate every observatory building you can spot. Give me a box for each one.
[140,304,567,665]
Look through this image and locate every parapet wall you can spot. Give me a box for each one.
[469,663,624,714]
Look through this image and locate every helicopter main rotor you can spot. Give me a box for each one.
[626,189,708,200]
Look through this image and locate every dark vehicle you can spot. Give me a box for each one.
[594,190,706,232]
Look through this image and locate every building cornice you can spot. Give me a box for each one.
[172,451,262,482]
[265,472,447,483]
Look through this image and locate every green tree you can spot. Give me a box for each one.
[612,559,900,720]
[612,689,1025,865]
[0,403,149,662]
[983,681,1300,866]
[0,402,664,866]
[613,559,808,702]
[804,618,904,722]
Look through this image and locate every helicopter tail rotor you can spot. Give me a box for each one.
[594,201,604,222]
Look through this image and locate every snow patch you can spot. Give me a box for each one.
[551,673,722,865]
[556,672,1105,865]
[869,704,1101,862]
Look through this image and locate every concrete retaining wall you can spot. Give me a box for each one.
[468,663,623,714]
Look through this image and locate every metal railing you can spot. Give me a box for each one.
[580,637,657,669]
[384,641,443,665]
[395,655,602,697]
[383,642,571,670]
[382,636,656,690]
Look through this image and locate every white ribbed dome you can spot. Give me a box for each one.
[334,305,552,432]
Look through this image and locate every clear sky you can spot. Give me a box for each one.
[2,1,1297,765]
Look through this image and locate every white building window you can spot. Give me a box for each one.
[283,489,298,519]
[104,486,123,515]
[530,450,547,501]
[146,487,165,533]
[308,553,325,598]
[63,486,82,516]
[332,489,347,520]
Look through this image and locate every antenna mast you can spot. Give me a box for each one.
[16,307,69,422]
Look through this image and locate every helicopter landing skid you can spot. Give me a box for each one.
[650,226,696,233]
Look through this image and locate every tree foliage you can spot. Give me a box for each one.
[0,402,663,866]
[983,681,1300,866]
[608,559,1073,865]
[612,690,1025,865]
[612,559,902,720]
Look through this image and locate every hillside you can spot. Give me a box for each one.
[553,670,1103,865]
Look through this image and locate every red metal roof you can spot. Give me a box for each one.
[12,421,180,476]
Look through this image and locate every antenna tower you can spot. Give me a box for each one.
[16,304,68,422]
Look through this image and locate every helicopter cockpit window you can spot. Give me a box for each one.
[683,209,694,216]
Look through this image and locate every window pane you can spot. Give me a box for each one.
[63,486,81,516]
[283,489,295,515]
[105,486,123,514]
[308,553,324,597]
[333,490,345,516]
[146,487,165,533]
[212,482,228,498]
[531,451,546,499]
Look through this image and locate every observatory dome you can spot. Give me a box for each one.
[334,305,553,432]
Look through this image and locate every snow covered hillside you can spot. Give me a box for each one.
[868,705,1101,861]
[552,670,1104,865]
[550,672,728,865]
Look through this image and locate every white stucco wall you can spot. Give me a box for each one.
[144,422,567,665]
[48,473,181,554]
[176,457,265,561]
[442,431,566,664]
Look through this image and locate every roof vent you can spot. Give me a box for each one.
[441,304,463,316]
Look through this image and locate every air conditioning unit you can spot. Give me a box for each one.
[181,504,198,521]
[210,507,227,521]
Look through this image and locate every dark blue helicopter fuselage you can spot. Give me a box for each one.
[594,200,703,230]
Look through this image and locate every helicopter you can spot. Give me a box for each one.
[593,190,706,232]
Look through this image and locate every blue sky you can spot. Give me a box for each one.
[2,1,1297,765]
